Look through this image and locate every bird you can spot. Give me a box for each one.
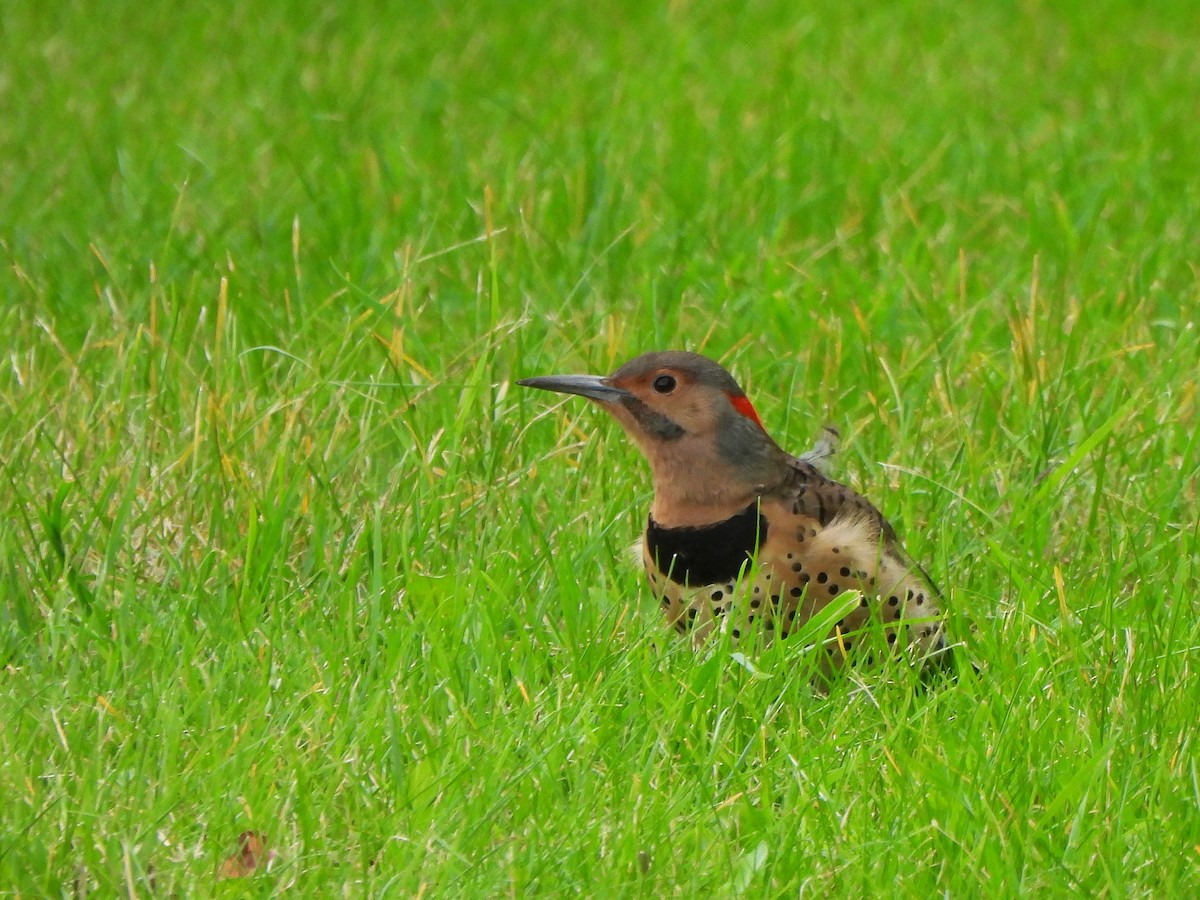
[518,350,952,678]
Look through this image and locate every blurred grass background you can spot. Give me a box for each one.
[1,0,1198,894]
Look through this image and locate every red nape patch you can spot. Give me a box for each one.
[728,394,763,428]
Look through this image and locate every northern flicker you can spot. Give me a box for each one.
[519,351,952,676]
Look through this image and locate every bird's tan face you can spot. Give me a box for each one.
[605,364,732,441]
[520,352,791,526]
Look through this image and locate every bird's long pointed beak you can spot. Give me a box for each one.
[517,374,631,403]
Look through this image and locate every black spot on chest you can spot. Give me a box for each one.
[645,503,766,587]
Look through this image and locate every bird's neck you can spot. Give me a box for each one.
[634,425,792,528]
[647,460,785,528]
[649,489,761,529]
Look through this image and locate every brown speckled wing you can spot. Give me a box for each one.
[781,459,894,537]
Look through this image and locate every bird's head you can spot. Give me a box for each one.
[519,351,792,525]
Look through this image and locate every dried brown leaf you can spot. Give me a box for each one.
[218,831,273,879]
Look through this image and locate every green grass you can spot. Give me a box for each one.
[2,0,1199,894]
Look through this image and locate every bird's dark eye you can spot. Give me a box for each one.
[652,374,677,394]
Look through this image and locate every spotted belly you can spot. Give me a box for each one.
[640,504,947,669]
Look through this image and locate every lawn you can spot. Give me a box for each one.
[2,0,1198,895]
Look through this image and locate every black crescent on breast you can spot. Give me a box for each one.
[645,503,766,587]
